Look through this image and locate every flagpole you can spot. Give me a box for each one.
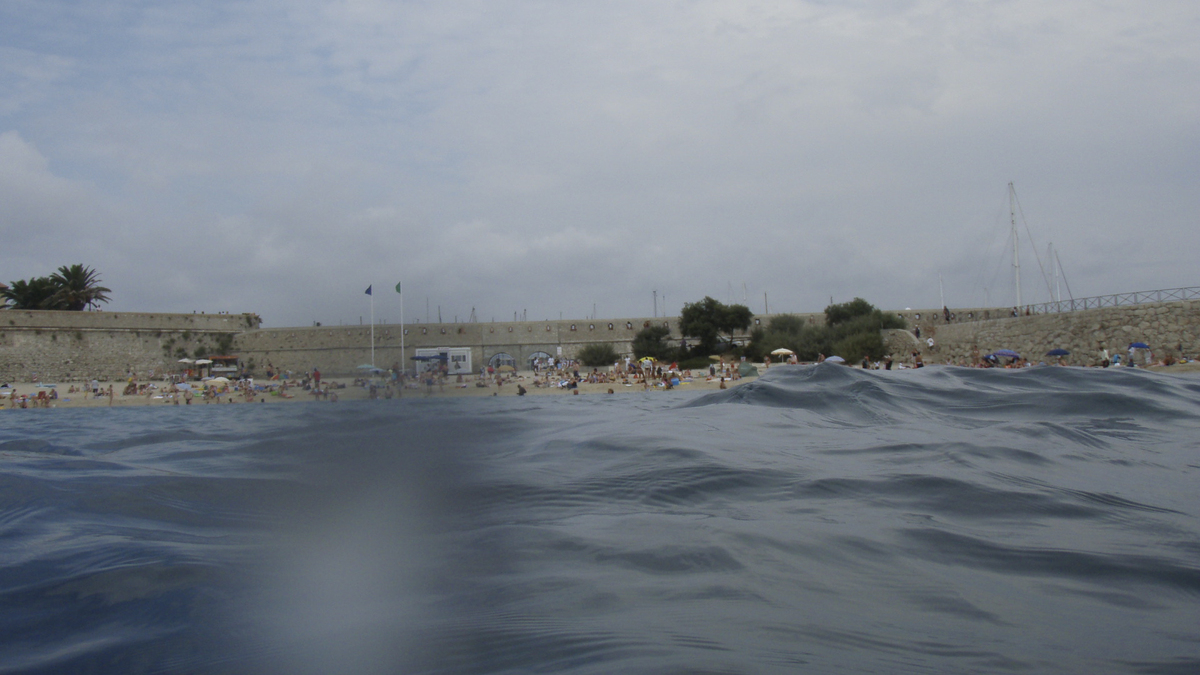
[403,281,408,374]
[370,286,375,368]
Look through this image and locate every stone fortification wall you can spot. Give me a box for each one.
[230,307,993,377]
[5,300,1193,382]
[234,316,701,376]
[0,310,260,383]
[924,301,1200,366]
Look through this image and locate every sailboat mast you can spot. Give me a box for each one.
[1009,182,1021,310]
[1048,242,1059,303]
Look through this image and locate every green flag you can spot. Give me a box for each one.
[395,282,402,294]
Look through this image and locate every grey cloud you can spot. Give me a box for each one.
[1,1,1197,325]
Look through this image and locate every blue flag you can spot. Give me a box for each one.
[364,285,372,295]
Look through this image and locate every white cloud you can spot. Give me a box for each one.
[1,0,1197,324]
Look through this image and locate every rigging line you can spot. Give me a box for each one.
[984,229,1012,305]
[970,194,1012,306]
[1012,188,1056,300]
[1055,250,1075,301]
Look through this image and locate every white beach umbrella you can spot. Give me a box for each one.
[770,348,795,356]
[178,358,194,363]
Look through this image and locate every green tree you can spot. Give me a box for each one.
[49,264,111,311]
[631,325,674,361]
[1,276,62,310]
[832,331,887,362]
[3,265,112,311]
[678,296,753,355]
[577,342,620,367]
[749,302,905,363]
[767,314,808,334]
[824,297,876,326]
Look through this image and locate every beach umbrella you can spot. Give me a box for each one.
[770,348,795,356]
[1046,348,1071,356]
[177,358,194,363]
[1129,342,1151,349]
[194,359,213,365]
[207,377,230,384]
[825,355,846,363]
[991,349,1021,359]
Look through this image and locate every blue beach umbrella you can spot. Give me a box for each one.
[991,349,1020,359]
[1046,348,1070,356]
[1129,342,1151,349]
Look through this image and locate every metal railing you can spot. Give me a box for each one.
[1021,286,1200,316]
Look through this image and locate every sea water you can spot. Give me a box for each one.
[1,364,1198,674]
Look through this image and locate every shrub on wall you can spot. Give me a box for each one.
[577,343,620,367]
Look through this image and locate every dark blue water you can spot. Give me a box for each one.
[2,364,1199,674]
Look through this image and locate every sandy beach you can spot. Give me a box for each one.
[7,360,1199,410]
[0,368,761,409]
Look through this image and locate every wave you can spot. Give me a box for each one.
[3,366,1200,673]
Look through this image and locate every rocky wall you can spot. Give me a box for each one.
[0,310,259,383]
[230,309,1004,377]
[233,317,693,377]
[921,300,1200,366]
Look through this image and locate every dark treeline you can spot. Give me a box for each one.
[2,264,111,311]
[747,298,906,363]
[625,296,905,366]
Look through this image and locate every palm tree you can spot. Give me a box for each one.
[48,264,111,311]
[1,276,64,310]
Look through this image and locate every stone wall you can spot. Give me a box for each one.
[234,316,706,376]
[0,310,260,383]
[230,307,1001,376]
[4,300,1194,382]
[921,300,1200,366]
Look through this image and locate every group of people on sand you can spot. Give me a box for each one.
[0,386,60,408]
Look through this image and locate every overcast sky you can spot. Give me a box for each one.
[2,1,1197,327]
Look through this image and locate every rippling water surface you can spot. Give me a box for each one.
[2,364,1199,674]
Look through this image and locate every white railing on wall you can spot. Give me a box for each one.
[1022,286,1200,316]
